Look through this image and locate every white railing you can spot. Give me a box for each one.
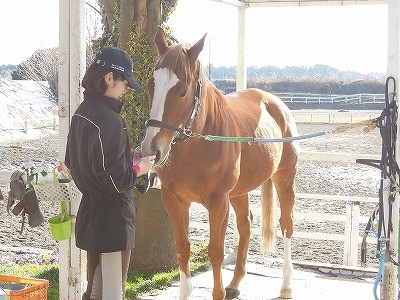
[189,151,380,267]
[0,117,58,134]
[281,93,385,104]
[293,110,380,123]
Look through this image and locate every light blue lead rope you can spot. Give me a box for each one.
[199,131,328,143]
[253,131,327,143]
[197,118,378,143]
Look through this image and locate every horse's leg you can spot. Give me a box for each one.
[161,187,192,300]
[225,193,252,299]
[273,166,297,299]
[207,195,230,300]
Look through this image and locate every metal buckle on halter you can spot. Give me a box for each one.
[194,78,202,117]
[183,127,193,138]
[172,127,193,144]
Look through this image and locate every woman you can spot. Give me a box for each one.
[65,46,155,300]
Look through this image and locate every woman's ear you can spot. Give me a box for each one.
[104,71,113,85]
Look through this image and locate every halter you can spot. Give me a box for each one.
[145,74,203,144]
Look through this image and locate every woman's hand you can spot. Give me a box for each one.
[136,155,156,176]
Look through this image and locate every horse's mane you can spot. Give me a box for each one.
[156,44,192,84]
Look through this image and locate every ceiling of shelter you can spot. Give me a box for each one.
[214,0,386,7]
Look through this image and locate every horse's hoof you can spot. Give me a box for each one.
[225,287,240,299]
[279,287,292,299]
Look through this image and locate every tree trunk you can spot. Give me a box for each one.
[119,0,135,50]
[102,0,116,33]
[130,188,177,273]
[147,0,162,55]
[117,0,161,54]
[136,0,148,40]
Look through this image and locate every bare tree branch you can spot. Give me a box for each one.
[17,48,58,102]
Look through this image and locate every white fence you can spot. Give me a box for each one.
[0,117,58,134]
[189,151,380,267]
[281,93,384,104]
[293,110,381,123]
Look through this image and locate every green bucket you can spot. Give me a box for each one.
[48,201,71,241]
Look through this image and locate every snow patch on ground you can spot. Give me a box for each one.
[0,78,58,142]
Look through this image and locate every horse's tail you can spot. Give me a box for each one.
[261,178,276,252]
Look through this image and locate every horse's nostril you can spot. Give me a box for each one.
[155,150,161,162]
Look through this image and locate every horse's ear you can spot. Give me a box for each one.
[155,26,169,55]
[187,33,207,65]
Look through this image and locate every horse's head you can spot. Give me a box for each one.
[141,27,207,168]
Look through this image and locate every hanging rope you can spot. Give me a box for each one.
[332,118,378,134]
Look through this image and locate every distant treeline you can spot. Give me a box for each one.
[213,77,385,95]
[208,64,385,95]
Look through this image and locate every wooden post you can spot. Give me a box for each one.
[343,201,359,266]
[58,0,86,299]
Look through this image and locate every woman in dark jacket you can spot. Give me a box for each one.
[65,47,155,300]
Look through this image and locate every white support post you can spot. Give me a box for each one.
[58,2,70,297]
[382,0,400,299]
[236,5,246,91]
[343,201,359,266]
[58,0,86,299]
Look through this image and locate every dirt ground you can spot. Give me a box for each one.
[0,120,383,269]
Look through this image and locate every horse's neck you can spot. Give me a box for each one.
[193,80,227,134]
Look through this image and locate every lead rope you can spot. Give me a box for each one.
[191,117,378,143]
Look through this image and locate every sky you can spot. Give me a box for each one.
[0,0,388,74]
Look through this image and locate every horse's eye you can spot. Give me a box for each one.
[180,90,188,98]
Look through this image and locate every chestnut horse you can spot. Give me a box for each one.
[141,27,299,300]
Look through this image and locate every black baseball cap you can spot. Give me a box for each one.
[95,46,143,92]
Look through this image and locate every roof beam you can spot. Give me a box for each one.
[212,0,247,7]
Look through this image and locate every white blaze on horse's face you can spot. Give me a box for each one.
[150,67,179,124]
[142,67,179,166]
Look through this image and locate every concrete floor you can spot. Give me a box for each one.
[138,261,378,300]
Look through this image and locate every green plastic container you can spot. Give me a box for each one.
[48,201,71,241]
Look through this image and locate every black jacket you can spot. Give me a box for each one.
[65,90,137,253]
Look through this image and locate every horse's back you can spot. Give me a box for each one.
[226,88,297,138]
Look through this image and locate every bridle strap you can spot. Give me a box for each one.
[145,119,185,134]
[145,69,203,144]
[185,77,202,129]
[173,77,202,143]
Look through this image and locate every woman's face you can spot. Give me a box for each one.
[103,72,129,100]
